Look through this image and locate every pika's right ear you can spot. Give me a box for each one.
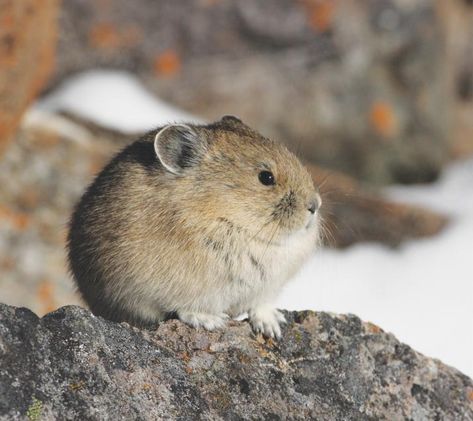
[154,124,205,175]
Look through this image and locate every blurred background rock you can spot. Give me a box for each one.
[0,1,471,319]
[51,0,470,184]
[0,0,58,153]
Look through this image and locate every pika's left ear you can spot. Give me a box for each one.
[221,115,243,124]
[219,115,254,134]
[154,124,206,175]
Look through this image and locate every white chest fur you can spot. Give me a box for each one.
[222,224,318,316]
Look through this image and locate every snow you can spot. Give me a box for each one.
[38,70,201,133]
[40,70,473,377]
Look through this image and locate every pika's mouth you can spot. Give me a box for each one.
[265,214,319,245]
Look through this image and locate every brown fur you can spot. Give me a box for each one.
[68,116,321,336]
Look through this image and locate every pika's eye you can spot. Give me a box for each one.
[258,170,275,186]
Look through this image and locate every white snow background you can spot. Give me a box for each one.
[38,70,201,132]
[39,70,473,378]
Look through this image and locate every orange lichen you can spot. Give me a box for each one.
[88,22,120,49]
[366,322,382,334]
[37,279,56,314]
[0,205,30,230]
[13,213,29,230]
[0,12,15,29]
[88,22,141,50]
[153,50,181,78]
[300,0,336,33]
[369,101,398,138]
[236,352,252,364]
[180,351,191,363]
[1,257,14,271]
[256,345,271,359]
[266,337,277,348]
[185,366,194,374]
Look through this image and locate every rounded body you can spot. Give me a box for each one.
[68,117,321,336]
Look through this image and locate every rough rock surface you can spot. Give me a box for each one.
[0,0,59,153]
[0,304,472,420]
[53,0,448,184]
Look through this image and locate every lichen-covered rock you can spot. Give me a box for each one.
[0,0,59,154]
[53,0,448,184]
[0,304,471,420]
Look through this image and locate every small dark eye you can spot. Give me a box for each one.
[258,170,275,186]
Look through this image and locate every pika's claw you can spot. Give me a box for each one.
[178,311,228,331]
[249,306,285,339]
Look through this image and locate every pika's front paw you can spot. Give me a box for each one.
[178,311,228,331]
[249,306,286,339]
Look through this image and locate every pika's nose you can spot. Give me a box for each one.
[307,195,321,214]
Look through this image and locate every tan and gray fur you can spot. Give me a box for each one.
[68,116,321,338]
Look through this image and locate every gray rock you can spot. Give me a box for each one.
[1,304,472,420]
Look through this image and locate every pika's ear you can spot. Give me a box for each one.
[219,115,252,132]
[221,115,243,124]
[154,124,204,175]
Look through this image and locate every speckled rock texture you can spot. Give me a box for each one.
[53,0,448,184]
[0,304,472,420]
[0,0,59,153]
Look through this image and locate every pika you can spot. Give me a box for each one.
[68,116,321,338]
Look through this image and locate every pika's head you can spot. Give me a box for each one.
[154,116,321,243]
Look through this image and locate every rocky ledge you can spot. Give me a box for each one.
[0,304,472,420]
